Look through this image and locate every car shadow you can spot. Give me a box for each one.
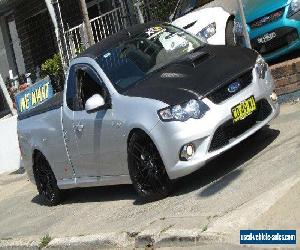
[31,126,280,206]
[31,184,137,206]
[170,126,280,199]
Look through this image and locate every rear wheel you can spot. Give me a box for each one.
[225,18,236,46]
[33,153,61,206]
[128,132,173,201]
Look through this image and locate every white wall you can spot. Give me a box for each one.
[0,115,21,174]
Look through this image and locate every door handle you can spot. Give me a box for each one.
[74,124,84,132]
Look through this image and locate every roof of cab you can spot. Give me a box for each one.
[77,22,162,59]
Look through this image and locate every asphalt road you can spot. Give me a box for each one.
[0,102,299,241]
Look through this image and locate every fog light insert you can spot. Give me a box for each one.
[180,143,195,161]
[270,92,278,102]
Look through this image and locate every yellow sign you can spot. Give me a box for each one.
[16,78,54,114]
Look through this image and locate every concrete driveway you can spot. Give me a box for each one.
[0,102,299,246]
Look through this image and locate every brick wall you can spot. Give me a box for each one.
[271,58,300,95]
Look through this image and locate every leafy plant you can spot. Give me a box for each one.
[41,54,64,92]
[5,77,13,87]
[75,43,85,56]
[39,234,52,249]
[142,0,178,21]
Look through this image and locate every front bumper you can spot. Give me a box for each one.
[150,68,280,180]
[249,6,300,61]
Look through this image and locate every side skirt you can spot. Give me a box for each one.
[57,175,132,190]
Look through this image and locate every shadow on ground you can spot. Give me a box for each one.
[31,127,280,206]
[169,126,280,199]
[31,184,137,206]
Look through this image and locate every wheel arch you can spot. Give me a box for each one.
[227,14,235,23]
[32,149,45,169]
[31,149,62,206]
[32,148,52,172]
[225,14,237,46]
[126,127,169,173]
[225,14,236,31]
[126,128,173,200]
[23,148,47,184]
[127,128,151,147]
[127,128,161,156]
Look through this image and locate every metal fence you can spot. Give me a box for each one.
[64,24,85,60]
[62,6,126,65]
[60,0,176,67]
[91,7,125,43]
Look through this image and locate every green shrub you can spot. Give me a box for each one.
[41,54,64,92]
[39,234,52,249]
[150,0,178,21]
[140,0,178,21]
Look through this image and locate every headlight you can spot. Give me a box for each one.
[158,99,209,122]
[196,23,216,43]
[255,56,268,79]
[234,20,243,36]
[288,0,300,17]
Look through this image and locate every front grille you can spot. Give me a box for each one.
[209,99,272,152]
[207,70,253,104]
[251,27,299,55]
[249,8,285,29]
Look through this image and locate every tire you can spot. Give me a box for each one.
[33,153,62,206]
[128,131,173,202]
[225,18,236,46]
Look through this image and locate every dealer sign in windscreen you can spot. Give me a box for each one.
[15,77,54,114]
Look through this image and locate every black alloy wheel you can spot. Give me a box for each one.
[33,153,61,206]
[128,131,173,202]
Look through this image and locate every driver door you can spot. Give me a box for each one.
[64,64,113,178]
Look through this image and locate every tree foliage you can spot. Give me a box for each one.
[41,54,64,92]
[143,0,178,21]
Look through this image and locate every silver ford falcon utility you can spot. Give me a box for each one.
[18,22,279,205]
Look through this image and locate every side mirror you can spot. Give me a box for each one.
[85,94,105,112]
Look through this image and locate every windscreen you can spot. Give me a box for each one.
[96,24,204,92]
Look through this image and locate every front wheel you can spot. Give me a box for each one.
[128,132,173,202]
[225,19,237,46]
[33,153,62,206]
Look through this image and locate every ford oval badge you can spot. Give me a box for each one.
[228,82,241,93]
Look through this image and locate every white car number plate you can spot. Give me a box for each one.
[257,32,277,44]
